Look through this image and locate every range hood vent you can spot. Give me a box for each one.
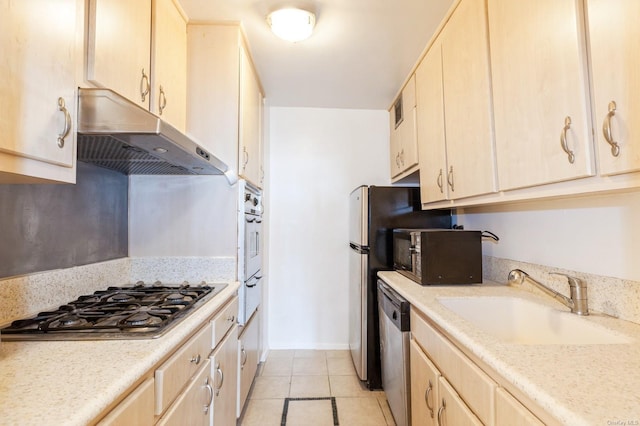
[77,88,236,183]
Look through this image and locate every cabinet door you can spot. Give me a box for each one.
[410,339,440,426]
[151,0,187,131]
[390,77,419,180]
[0,0,77,180]
[400,77,419,174]
[416,40,449,203]
[211,325,239,426]
[239,46,263,187]
[440,0,497,199]
[437,377,483,426]
[587,0,640,176]
[238,310,260,417]
[495,388,545,426]
[389,106,402,178]
[87,0,152,109]
[489,0,594,190]
[187,24,241,168]
[157,360,212,426]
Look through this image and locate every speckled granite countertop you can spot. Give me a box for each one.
[378,271,640,426]
[0,281,239,426]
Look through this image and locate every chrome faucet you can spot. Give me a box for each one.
[507,269,589,315]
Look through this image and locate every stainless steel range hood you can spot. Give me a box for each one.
[77,88,237,184]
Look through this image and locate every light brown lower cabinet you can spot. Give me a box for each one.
[409,304,551,426]
[237,309,260,417]
[95,295,239,425]
[157,360,212,426]
[211,325,239,426]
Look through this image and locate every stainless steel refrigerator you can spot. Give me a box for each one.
[348,185,451,389]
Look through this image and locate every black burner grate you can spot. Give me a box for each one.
[1,283,227,341]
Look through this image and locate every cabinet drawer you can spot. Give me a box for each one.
[438,376,483,426]
[157,359,212,426]
[98,377,154,426]
[155,322,213,415]
[238,309,260,417]
[411,309,496,424]
[496,387,545,426]
[212,296,238,349]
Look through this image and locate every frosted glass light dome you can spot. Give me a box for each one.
[267,8,316,42]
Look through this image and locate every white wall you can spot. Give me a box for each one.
[459,191,640,281]
[267,106,389,349]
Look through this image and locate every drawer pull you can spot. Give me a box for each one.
[57,97,71,148]
[204,377,213,414]
[437,398,446,426]
[602,100,620,157]
[240,347,247,369]
[560,116,575,164]
[190,354,201,365]
[215,362,224,396]
[228,315,235,323]
[425,379,434,418]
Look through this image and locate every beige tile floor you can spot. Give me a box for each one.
[239,349,396,426]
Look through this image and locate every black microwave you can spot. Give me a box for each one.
[392,229,482,285]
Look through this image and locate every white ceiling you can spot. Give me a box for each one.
[179,0,455,110]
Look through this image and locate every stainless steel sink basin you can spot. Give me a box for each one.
[437,296,632,345]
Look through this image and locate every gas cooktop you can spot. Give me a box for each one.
[0,282,227,341]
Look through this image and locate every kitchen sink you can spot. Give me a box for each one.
[437,296,632,345]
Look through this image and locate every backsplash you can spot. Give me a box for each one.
[0,256,236,326]
[484,255,640,325]
[0,162,128,278]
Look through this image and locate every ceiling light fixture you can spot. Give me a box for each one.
[267,7,316,42]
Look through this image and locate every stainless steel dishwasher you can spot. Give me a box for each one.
[377,279,411,426]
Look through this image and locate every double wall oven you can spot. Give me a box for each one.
[239,180,263,325]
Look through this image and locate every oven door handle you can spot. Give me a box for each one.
[245,217,256,223]
[246,275,262,287]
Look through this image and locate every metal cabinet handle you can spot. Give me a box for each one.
[215,362,224,396]
[190,354,201,365]
[158,85,167,115]
[204,377,214,414]
[400,148,405,166]
[57,97,71,148]
[240,347,247,369]
[395,152,401,168]
[436,169,443,193]
[425,379,434,418]
[140,68,150,102]
[437,398,446,426]
[228,315,235,323]
[243,146,249,169]
[447,166,455,192]
[560,116,575,164]
[602,100,620,157]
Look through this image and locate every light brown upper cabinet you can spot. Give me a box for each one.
[87,0,187,132]
[150,0,188,131]
[0,0,79,183]
[417,0,497,205]
[587,0,640,176]
[488,0,595,190]
[187,24,264,187]
[416,40,448,204]
[87,0,152,110]
[389,76,419,180]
